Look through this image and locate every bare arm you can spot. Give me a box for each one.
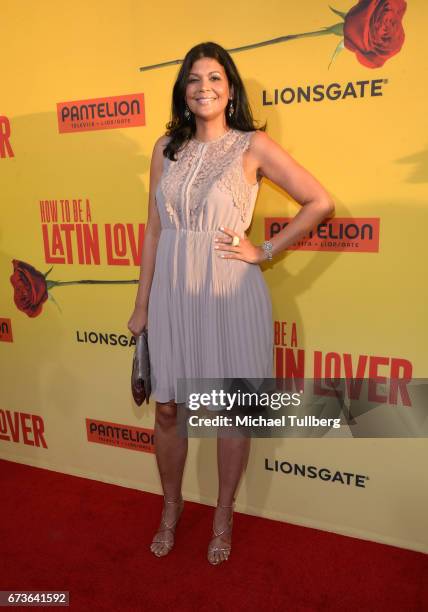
[133,135,168,312]
[251,130,335,258]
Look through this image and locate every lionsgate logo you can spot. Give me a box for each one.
[76,329,135,347]
[265,458,369,488]
[262,77,388,105]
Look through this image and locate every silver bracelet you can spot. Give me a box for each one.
[261,240,273,261]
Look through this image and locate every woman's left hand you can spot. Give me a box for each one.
[214,226,265,264]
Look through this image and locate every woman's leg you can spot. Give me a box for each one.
[207,434,251,564]
[150,400,188,557]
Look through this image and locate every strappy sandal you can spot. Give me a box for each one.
[207,501,234,565]
[150,495,184,557]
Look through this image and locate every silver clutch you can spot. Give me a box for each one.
[131,327,151,405]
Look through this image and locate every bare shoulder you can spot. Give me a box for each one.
[153,134,171,156]
[248,129,298,172]
[156,133,171,147]
[246,130,281,179]
[149,136,169,187]
[248,129,280,156]
[150,134,170,170]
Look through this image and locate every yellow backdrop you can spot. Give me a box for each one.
[1,0,427,554]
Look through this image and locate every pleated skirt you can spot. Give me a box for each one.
[147,228,274,403]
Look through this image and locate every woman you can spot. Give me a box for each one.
[128,41,335,565]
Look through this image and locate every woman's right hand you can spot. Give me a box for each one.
[128,306,148,337]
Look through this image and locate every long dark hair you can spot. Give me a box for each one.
[163,41,267,161]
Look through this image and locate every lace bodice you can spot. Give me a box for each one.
[158,128,258,230]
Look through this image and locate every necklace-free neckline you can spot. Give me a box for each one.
[191,128,234,144]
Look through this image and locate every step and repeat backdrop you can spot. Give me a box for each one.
[2,1,427,553]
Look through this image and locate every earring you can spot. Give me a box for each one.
[228,99,234,118]
[184,104,191,120]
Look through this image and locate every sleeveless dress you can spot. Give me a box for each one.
[147,128,274,403]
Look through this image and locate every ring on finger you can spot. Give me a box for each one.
[232,235,241,247]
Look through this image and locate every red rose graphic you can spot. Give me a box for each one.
[344,0,407,68]
[10,259,49,318]
[9,259,139,318]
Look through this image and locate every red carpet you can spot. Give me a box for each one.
[0,458,427,611]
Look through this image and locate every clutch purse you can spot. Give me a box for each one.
[131,327,151,405]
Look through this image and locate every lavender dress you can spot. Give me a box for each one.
[147,128,273,403]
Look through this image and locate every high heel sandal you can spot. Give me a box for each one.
[150,495,184,557]
[207,501,234,565]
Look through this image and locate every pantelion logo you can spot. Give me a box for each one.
[266,217,380,252]
[57,93,145,133]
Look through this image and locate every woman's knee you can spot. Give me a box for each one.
[155,400,177,430]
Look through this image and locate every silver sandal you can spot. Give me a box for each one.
[207,501,234,565]
[150,495,184,557]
